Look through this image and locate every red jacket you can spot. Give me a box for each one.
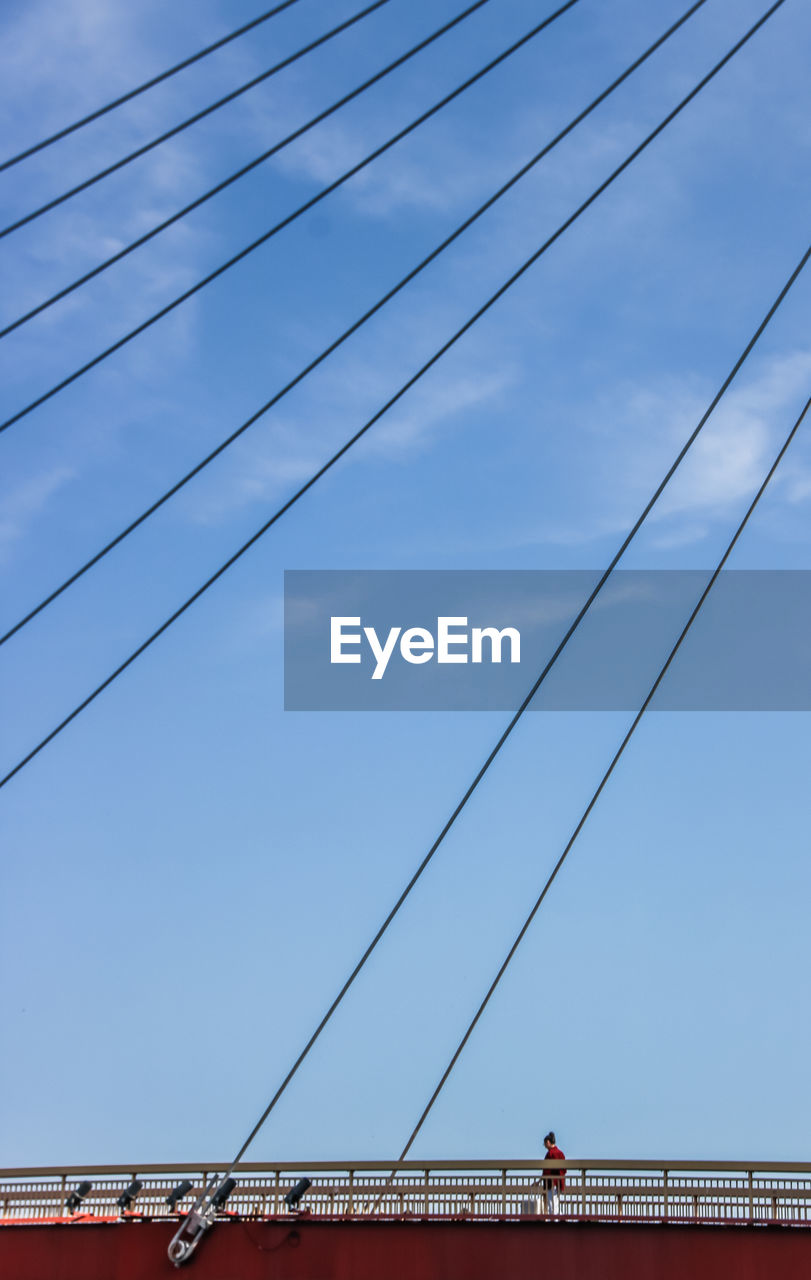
[544,1145,566,1187]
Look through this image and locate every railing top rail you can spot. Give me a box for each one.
[2,1158,811,1180]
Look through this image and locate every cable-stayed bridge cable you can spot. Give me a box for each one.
[0,0,309,173]
[395,389,811,1164]
[0,0,796,797]
[0,0,710,650]
[217,251,806,1180]
[0,0,394,239]
[0,0,500,339]
[0,0,579,429]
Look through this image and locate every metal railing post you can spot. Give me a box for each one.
[348,1170,354,1216]
[501,1168,507,1217]
[663,1170,669,1222]
[581,1168,587,1218]
[748,1170,754,1222]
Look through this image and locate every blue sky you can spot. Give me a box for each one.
[1,0,810,1170]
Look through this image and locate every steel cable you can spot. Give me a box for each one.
[219,241,805,1183]
[0,0,708,650]
[0,0,308,173]
[208,5,795,1179]
[0,0,794,803]
[0,0,394,238]
[0,0,498,340]
[0,0,579,431]
[395,389,811,1164]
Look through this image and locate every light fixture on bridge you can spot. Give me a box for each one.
[117,1179,143,1213]
[66,1181,93,1214]
[166,1179,194,1211]
[284,1177,312,1210]
[210,1177,237,1211]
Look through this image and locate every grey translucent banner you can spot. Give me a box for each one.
[284,570,811,711]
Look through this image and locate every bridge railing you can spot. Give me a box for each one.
[2,1160,810,1225]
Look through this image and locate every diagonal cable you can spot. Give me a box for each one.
[0,0,309,173]
[218,246,806,1179]
[0,0,579,432]
[214,32,800,1183]
[0,1,796,801]
[0,0,394,239]
[395,390,811,1166]
[0,0,500,339]
[0,0,709,650]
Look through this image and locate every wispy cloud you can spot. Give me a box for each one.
[0,466,76,563]
[650,350,811,526]
[182,354,513,526]
[361,366,513,457]
[0,0,221,324]
[781,466,811,505]
[274,113,500,218]
[462,350,811,558]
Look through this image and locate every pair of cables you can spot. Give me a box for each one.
[221,240,809,1182]
[1,0,310,171]
[205,6,803,1180]
[1,0,789,795]
[395,396,810,1167]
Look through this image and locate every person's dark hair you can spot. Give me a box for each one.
[544,1131,556,1145]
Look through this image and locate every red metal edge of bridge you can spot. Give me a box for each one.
[2,1217,811,1279]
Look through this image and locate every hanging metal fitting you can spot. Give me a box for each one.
[167,1176,237,1267]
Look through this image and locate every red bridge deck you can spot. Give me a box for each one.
[2,1216,811,1280]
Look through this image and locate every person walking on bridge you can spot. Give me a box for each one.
[542,1131,566,1215]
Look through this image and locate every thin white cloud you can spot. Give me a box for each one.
[0,0,138,129]
[462,350,811,557]
[362,367,513,458]
[651,350,811,524]
[0,466,76,562]
[270,86,520,220]
[182,356,513,526]
[181,413,327,526]
[781,465,811,505]
[539,350,811,553]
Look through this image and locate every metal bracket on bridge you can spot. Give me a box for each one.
[167,1176,236,1267]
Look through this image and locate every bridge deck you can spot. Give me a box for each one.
[1,1215,811,1280]
[2,1159,811,1226]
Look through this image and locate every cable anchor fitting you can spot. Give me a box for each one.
[167,1176,236,1267]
